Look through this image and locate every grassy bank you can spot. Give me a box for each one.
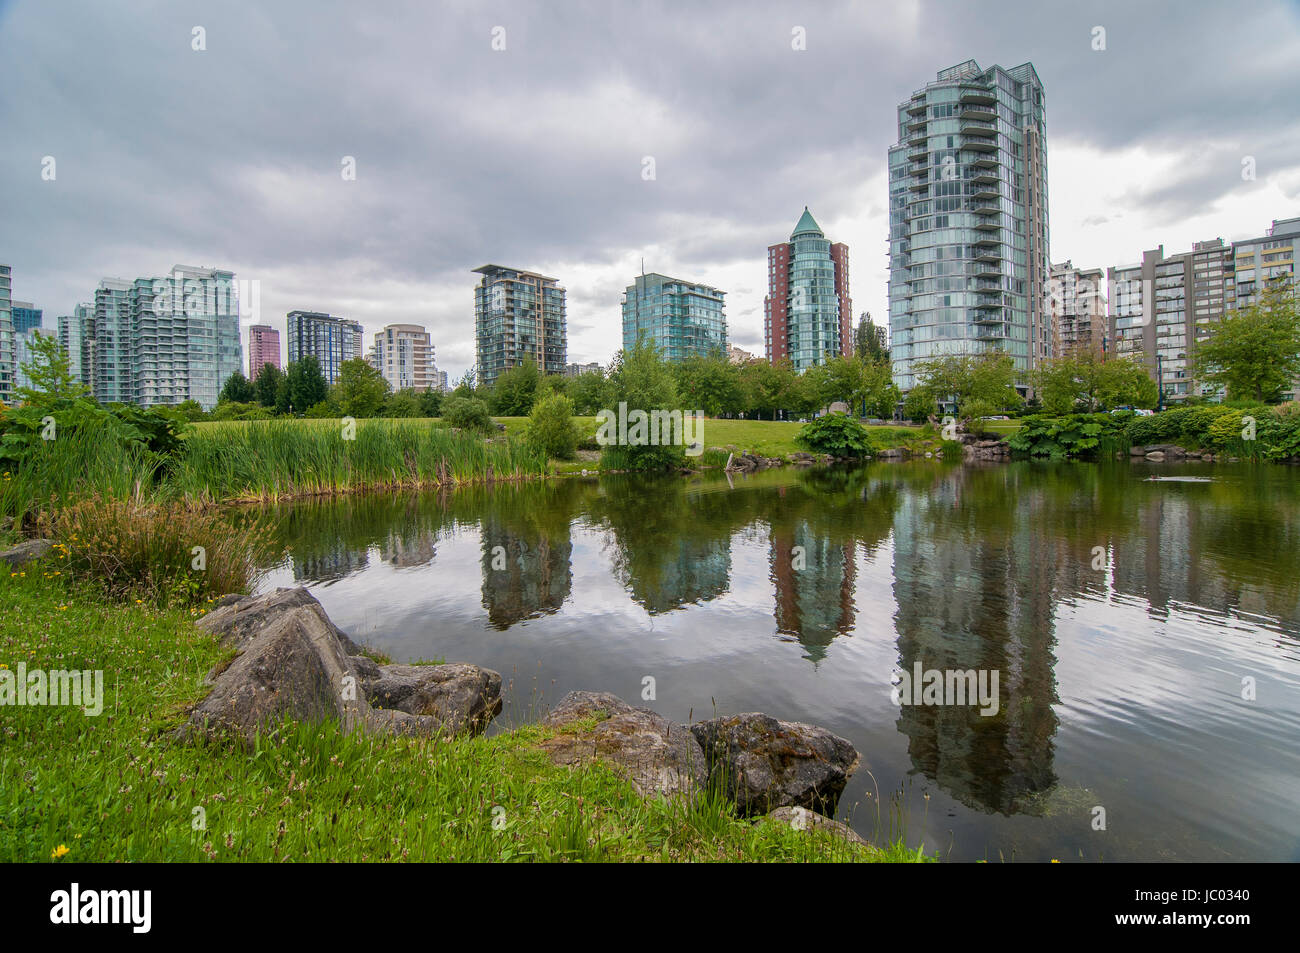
[0,569,926,862]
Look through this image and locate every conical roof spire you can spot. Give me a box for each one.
[792,206,823,237]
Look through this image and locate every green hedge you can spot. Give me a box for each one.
[1008,404,1300,461]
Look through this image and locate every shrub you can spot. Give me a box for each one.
[958,398,998,436]
[40,495,281,605]
[599,339,687,472]
[489,362,541,417]
[1006,413,1128,460]
[304,400,340,419]
[210,401,272,421]
[795,412,874,458]
[526,393,579,460]
[442,395,494,433]
[1125,408,1190,446]
[1261,409,1300,461]
[902,390,935,423]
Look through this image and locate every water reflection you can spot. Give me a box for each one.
[254,461,1300,854]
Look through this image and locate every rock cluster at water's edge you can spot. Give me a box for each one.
[540,690,865,839]
[181,587,502,744]
[170,588,867,847]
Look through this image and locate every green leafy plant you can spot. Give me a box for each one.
[1006,413,1128,460]
[795,412,875,458]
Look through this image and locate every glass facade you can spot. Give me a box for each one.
[0,265,11,404]
[81,268,241,409]
[764,208,851,373]
[57,305,92,385]
[287,310,364,386]
[473,265,567,389]
[888,60,1050,392]
[11,304,42,335]
[621,273,727,362]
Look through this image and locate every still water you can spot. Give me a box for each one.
[255,461,1300,862]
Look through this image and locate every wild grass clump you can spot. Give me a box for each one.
[37,494,280,605]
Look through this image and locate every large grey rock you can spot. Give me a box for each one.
[765,806,868,847]
[188,587,500,742]
[1144,444,1187,457]
[197,587,362,654]
[184,597,370,745]
[538,691,707,797]
[963,438,1010,462]
[361,662,502,734]
[0,538,53,568]
[690,712,860,817]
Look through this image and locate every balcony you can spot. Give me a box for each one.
[972,308,1007,325]
[960,103,996,121]
[962,136,998,153]
[969,154,998,169]
[959,87,997,106]
[975,246,1004,263]
[906,99,927,115]
[973,324,1009,339]
[909,178,929,192]
[972,184,999,201]
[960,119,996,137]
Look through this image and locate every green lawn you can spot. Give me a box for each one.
[980,420,1023,436]
[0,569,928,863]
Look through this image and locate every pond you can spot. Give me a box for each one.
[254,460,1300,861]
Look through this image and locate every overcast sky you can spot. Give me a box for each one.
[2,0,1299,380]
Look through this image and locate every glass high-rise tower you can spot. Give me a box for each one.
[621,273,727,362]
[887,60,1050,394]
[88,267,242,409]
[764,208,851,373]
[0,265,12,404]
[473,264,567,390]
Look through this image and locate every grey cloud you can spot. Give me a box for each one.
[2,0,1298,378]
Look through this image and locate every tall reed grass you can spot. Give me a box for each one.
[175,419,549,503]
[1,426,162,529]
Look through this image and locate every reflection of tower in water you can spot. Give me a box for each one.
[770,522,856,663]
[381,533,436,568]
[293,547,370,584]
[890,470,1060,815]
[622,537,732,615]
[479,522,573,630]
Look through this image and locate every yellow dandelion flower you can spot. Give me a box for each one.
[51,844,70,860]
